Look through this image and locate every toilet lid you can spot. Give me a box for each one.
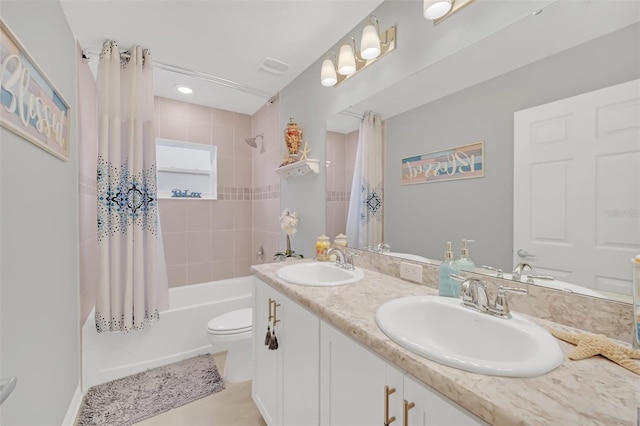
[208,308,252,334]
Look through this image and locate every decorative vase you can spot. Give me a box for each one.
[279,117,303,166]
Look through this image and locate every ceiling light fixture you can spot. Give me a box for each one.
[424,0,476,24]
[320,15,396,88]
[175,85,193,94]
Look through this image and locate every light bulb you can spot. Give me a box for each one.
[423,0,453,20]
[175,85,193,94]
[360,24,381,60]
[320,58,337,87]
[337,43,356,75]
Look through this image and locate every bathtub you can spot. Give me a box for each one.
[82,276,253,390]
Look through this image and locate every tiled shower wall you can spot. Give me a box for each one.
[326,130,358,241]
[78,91,282,323]
[155,96,255,287]
[251,96,282,264]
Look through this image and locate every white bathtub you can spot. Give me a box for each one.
[82,276,253,390]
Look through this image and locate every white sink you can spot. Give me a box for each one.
[277,262,364,286]
[375,296,563,377]
[382,252,432,263]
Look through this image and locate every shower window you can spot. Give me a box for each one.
[156,138,217,199]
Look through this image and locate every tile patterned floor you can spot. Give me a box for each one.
[133,353,266,426]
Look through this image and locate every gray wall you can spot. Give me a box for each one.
[0,1,80,424]
[384,24,640,271]
[279,0,637,258]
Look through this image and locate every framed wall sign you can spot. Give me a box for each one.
[0,19,71,161]
[401,141,484,185]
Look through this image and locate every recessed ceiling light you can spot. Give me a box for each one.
[175,85,193,94]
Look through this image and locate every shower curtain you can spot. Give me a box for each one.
[96,40,169,333]
[346,111,384,249]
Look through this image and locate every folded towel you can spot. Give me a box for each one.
[549,328,640,375]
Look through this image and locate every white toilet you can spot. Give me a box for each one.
[207,308,253,383]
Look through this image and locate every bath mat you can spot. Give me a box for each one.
[76,354,225,426]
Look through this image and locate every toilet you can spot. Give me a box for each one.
[207,308,253,383]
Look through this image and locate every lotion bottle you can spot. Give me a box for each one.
[439,242,461,297]
[454,239,476,272]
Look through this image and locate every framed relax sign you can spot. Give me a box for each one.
[401,141,484,185]
[0,19,71,161]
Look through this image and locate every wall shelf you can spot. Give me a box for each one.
[275,159,320,179]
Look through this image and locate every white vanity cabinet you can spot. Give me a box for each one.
[320,320,405,425]
[252,277,320,426]
[403,374,488,426]
[320,321,487,426]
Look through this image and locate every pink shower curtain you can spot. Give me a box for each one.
[96,40,169,333]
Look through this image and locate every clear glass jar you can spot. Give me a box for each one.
[315,235,330,261]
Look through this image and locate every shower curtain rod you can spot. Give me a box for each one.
[83,48,274,100]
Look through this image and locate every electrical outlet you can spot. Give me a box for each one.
[400,261,423,284]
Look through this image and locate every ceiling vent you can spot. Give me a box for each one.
[257,57,290,75]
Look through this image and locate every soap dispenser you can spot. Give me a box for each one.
[455,239,476,272]
[439,242,461,298]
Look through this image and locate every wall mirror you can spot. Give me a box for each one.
[326,1,639,304]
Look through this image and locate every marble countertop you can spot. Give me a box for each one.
[251,261,640,426]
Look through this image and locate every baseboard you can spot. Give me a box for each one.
[84,345,216,391]
[61,382,83,426]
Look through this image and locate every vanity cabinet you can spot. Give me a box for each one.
[252,277,320,426]
[320,321,404,425]
[403,374,488,426]
[320,321,487,426]
[253,277,486,426]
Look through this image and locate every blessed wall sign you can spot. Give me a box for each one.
[0,19,71,161]
[401,141,484,185]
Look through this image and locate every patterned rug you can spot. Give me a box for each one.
[77,354,225,426]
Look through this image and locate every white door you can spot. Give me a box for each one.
[514,79,640,295]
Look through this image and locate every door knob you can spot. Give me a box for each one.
[517,249,535,258]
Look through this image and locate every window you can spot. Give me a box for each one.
[156,138,217,199]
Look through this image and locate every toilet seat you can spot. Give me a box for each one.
[207,308,252,335]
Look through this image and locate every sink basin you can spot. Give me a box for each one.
[277,262,364,286]
[375,296,563,377]
[382,252,431,263]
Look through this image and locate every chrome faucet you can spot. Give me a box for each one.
[327,247,345,266]
[451,274,528,319]
[512,262,555,283]
[374,242,391,253]
[512,262,533,282]
[328,247,357,270]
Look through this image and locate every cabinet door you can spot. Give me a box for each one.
[252,278,280,426]
[403,374,488,426]
[253,277,320,426]
[280,290,320,426]
[320,321,403,426]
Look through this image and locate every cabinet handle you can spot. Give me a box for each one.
[403,400,415,426]
[384,385,396,425]
[267,298,281,324]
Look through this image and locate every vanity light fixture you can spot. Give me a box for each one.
[175,84,193,94]
[320,15,396,88]
[424,0,476,24]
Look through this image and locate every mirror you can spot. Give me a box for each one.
[326,3,639,303]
